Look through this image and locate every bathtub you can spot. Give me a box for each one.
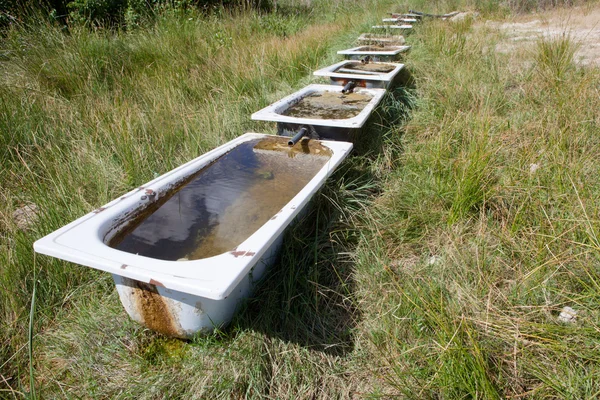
[390,13,421,19]
[251,84,386,142]
[313,60,405,89]
[337,45,411,62]
[357,33,406,45]
[34,133,353,338]
[382,18,417,23]
[371,24,413,31]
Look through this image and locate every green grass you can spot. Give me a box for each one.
[2,0,600,398]
[356,13,600,399]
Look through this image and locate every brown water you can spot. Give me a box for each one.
[109,137,332,261]
[339,62,396,73]
[358,34,406,45]
[282,91,373,120]
[357,46,398,51]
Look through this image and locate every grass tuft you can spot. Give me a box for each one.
[536,33,579,85]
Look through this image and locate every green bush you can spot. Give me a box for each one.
[66,0,128,24]
[0,0,21,27]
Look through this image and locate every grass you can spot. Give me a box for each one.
[2,0,600,398]
[355,11,600,399]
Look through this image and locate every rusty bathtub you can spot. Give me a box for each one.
[34,133,353,337]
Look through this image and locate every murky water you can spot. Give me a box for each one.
[357,46,398,51]
[359,34,405,44]
[109,137,332,261]
[340,62,396,73]
[282,91,373,119]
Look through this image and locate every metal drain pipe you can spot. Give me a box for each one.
[288,127,309,146]
[342,80,357,94]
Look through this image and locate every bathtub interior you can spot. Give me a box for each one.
[338,45,411,55]
[106,136,333,262]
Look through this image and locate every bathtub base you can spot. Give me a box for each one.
[113,235,283,338]
[277,122,363,143]
[328,77,386,89]
[327,76,400,90]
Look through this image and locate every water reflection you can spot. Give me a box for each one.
[109,138,331,261]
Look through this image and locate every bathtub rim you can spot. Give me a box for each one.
[313,60,405,83]
[337,45,411,57]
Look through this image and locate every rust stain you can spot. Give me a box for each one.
[230,250,256,258]
[194,301,204,316]
[149,279,165,287]
[340,78,367,88]
[124,277,183,338]
[120,264,127,270]
[145,189,156,196]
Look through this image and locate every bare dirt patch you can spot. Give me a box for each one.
[489,5,600,66]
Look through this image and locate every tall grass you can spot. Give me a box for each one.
[356,15,600,398]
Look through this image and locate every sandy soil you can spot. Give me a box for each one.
[488,6,600,66]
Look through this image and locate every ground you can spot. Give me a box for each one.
[491,5,600,65]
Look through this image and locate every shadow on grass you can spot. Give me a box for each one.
[353,69,416,156]
[229,161,370,355]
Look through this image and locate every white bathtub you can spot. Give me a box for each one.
[357,33,406,45]
[337,45,411,62]
[390,13,421,19]
[313,60,405,89]
[371,24,413,30]
[251,84,387,142]
[382,18,417,23]
[34,133,353,338]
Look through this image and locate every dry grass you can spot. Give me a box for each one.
[491,4,600,66]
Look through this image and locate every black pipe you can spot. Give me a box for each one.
[409,9,440,16]
[409,9,458,18]
[288,127,308,146]
[342,80,357,94]
[390,12,420,17]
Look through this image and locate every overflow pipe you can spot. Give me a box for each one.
[342,80,357,94]
[288,127,309,146]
